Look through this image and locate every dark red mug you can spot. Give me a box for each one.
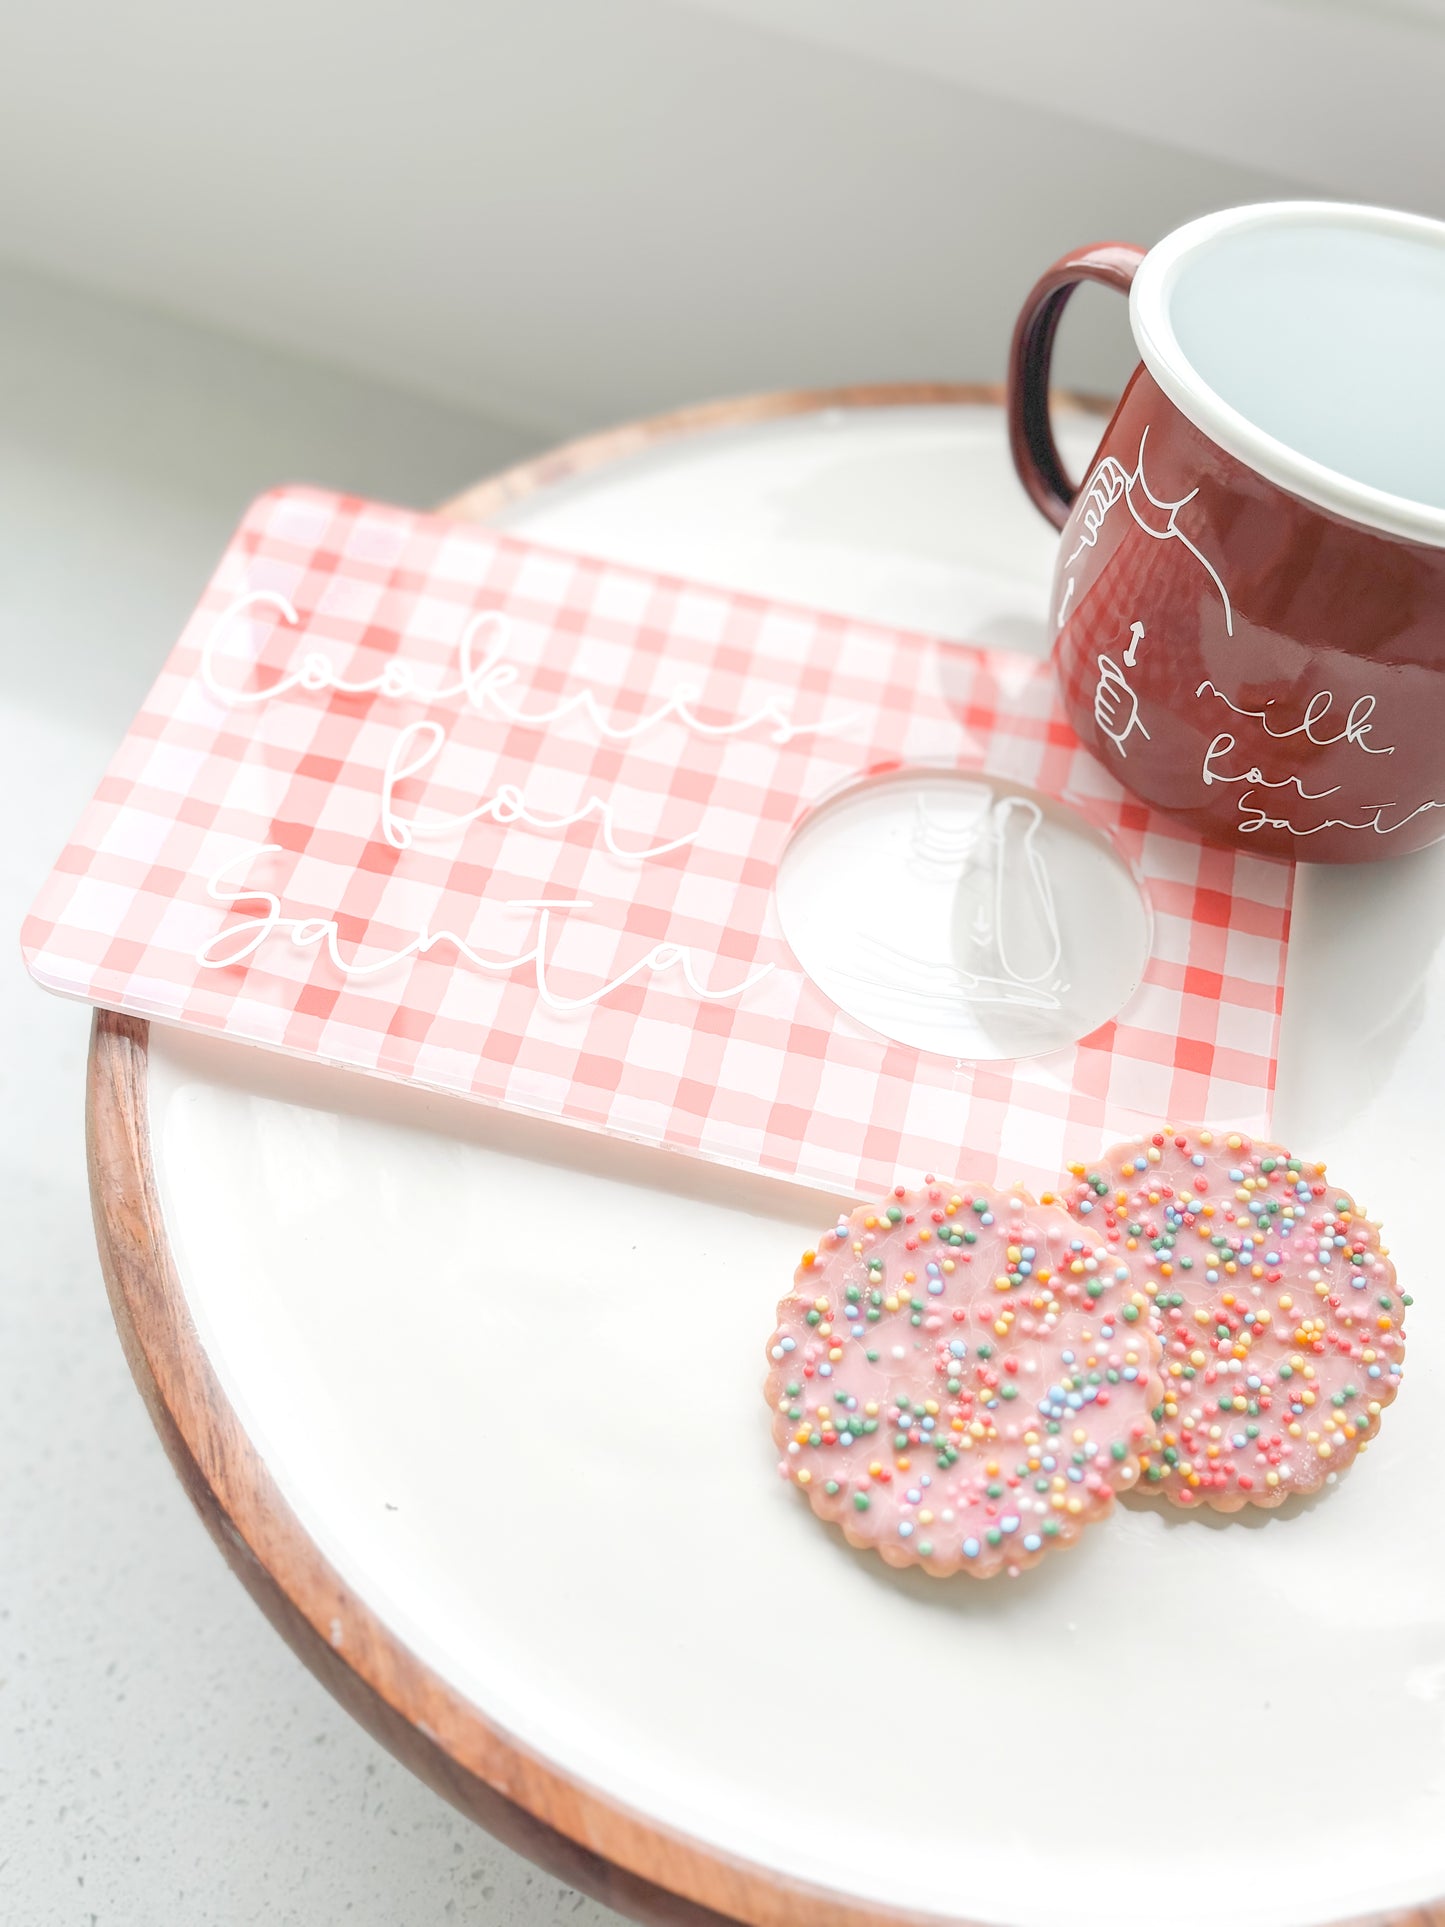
[1008,202,1445,862]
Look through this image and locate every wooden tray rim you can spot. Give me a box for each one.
[85,380,1437,1927]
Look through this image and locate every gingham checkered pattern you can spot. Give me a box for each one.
[23,486,1292,1198]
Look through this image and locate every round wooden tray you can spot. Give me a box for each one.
[86,384,1444,1927]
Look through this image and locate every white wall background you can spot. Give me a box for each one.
[11,0,1441,436]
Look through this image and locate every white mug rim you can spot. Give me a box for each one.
[1130,200,1445,550]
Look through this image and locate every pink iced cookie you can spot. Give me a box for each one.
[765,1181,1162,1577]
[1059,1127,1407,1510]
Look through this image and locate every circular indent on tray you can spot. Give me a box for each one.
[775,768,1150,1061]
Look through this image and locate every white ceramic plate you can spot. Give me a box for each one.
[148,403,1445,1927]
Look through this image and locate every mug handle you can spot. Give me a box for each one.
[1007,242,1146,530]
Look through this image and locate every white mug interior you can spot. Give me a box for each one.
[1129,201,1445,547]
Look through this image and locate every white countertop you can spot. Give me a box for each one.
[0,261,627,1927]
[11,254,1445,1927]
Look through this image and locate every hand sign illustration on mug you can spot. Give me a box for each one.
[1093,623,1149,757]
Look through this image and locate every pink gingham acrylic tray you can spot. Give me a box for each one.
[23,485,1292,1196]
